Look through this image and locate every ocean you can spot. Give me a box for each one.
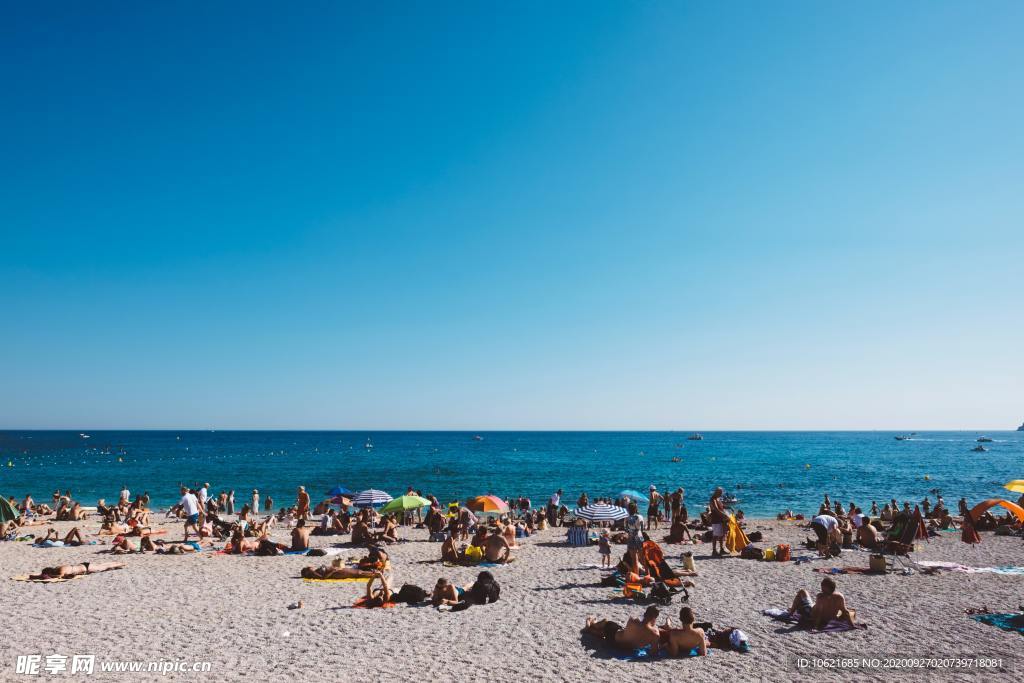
[1,431,1020,516]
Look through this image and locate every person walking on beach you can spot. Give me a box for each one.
[296,486,310,520]
[251,489,260,517]
[598,530,612,568]
[179,486,200,541]
[709,487,727,557]
[647,486,661,530]
[548,489,562,527]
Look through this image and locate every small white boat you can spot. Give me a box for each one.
[687,433,703,441]
[364,440,373,450]
[894,435,911,441]
[79,433,90,439]
[473,435,483,441]
[977,436,993,443]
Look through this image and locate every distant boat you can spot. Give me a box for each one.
[1017,421,1024,432]
[364,440,373,450]
[79,433,90,439]
[473,435,483,441]
[895,435,911,441]
[971,445,988,452]
[670,456,681,463]
[977,436,993,443]
[687,434,703,441]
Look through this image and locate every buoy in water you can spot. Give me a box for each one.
[805,464,811,469]
[924,474,930,480]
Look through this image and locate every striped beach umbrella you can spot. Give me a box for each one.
[466,495,509,515]
[352,489,393,508]
[574,503,628,522]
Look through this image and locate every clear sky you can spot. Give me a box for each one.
[2,3,1021,430]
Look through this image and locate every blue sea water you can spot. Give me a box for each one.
[0,431,1021,516]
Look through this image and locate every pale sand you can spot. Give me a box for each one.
[1,518,1021,682]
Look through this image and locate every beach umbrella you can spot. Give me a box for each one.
[0,496,18,523]
[352,489,393,508]
[618,489,648,502]
[326,485,352,497]
[329,495,352,507]
[1004,480,1024,494]
[574,502,628,522]
[466,495,509,515]
[379,495,431,514]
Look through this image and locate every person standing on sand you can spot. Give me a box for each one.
[179,486,200,541]
[296,486,310,520]
[226,490,235,516]
[548,489,562,527]
[647,486,661,531]
[251,489,260,517]
[265,495,274,512]
[119,485,130,505]
[708,487,727,557]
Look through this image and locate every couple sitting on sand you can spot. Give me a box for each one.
[583,606,710,657]
[440,526,512,565]
[431,571,500,612]
[788,577,856,629]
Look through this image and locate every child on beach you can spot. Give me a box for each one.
[598,530,612,568]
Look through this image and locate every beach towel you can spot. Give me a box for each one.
[972,613,1024,636]
[918,561,1024,575]
[11,574,81,584]
[352,597,397,609]
[762,609,866,632]
[812,567,883,575]
[302,577,370,583]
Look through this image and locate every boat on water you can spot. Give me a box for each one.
[364,440,374,450]
[971,445,988,452]
[473,435,483,441]
[79,433,90,439]
[1017,421,1024,432]
[670,456,681,463]
[895,435,912,441]
[687,433,703,441]
[977,436,993,443]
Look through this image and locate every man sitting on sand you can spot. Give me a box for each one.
[663,606,707,657]
[484,530,512,563]
[789,577,856,629]
[583,606,662,652]
[291,518,313,551]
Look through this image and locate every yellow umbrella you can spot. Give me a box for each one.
[1003,480,1024,494]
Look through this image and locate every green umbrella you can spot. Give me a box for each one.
[379,495,431,514]
[0,496,20,524]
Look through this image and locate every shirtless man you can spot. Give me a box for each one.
[296,486,311,520]
[790,577,856,629]
[857,519,879,548]
[484,532,512,563]
[351,519,372,545]
[291,519,313,551]
[663,606,707,657]
[583,606,662,652]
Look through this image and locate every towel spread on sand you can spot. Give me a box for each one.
[12,574,80,583]
[812,567,884,575]
[917,561,1024,575]
[352,597,397,609]
[762,609,866,632]
[302,577,371,583]
[972,613,1024,635]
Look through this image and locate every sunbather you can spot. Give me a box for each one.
[789,577,856,629]
[663,606,707,657]
[27,561,125,580]
[583,606,662,652]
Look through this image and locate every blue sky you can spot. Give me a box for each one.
[2,3,1021,429]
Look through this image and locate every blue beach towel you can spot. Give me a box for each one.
[972,613,1024,636]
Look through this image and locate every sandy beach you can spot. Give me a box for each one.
[2,516,1021,682]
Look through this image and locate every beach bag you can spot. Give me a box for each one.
[776,544,791,562]
[395,584,428,604]
[747,531,763,542]
[869,554,887,573]
[762,546,776,561]
[465,545,484,562]
[740,545,763,560]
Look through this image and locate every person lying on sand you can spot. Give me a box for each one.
[789,577,856,629]
[431,577,463,607]
[35,527,85,546]
[583,606,662,652]
[28,561,125,580]
[362,571,393,607]
[662,606,707,657]
[300,563,377,580]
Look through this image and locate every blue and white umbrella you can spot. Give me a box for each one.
[574,503,628,522]
[353,489,393,508]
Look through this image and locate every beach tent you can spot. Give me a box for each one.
[969,499,1024,523]
[0,496,18,523]
[379,495,431,514]
[466,495,509,515]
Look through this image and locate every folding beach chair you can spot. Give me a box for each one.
[881,509,923,571]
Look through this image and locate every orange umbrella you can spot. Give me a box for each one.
[466,495,509,515]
